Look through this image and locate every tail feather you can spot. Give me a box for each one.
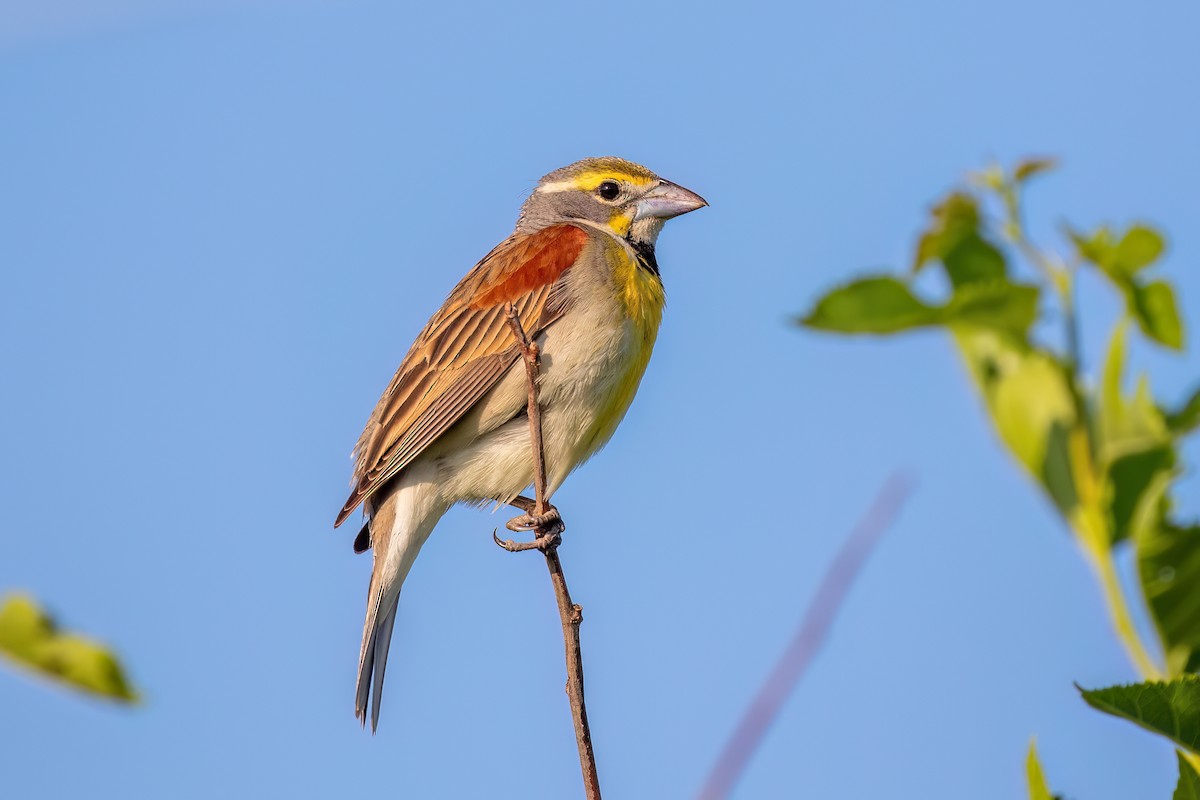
[354,583,382,726]
[369,603,398,732]
[355,583,400,731]
[352,468,442,731]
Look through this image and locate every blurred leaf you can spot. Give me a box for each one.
[800,277,940,334]
[1096,323,1176,542]
[1104,448,1171,546]
[1068,225,1117,270]
[0,594,51,662]
[946,282,1040,339]
[801,276,1039,340]
[1131,281,1184,350]
[1071,225,1182,350]
[1109,445,1176,543]
[1098,324,1171,457]
[969,163,1006,191]
[954,330,1078,514]
[1167,386,1200,436]
[1116,225,1166,275]
[1071,223,1165,279]
[1138,481,1200,676]
[943,235,1007,289]
[1026,741,1054,800]
[1014,157,1058,184]
[912,192,1010,288]
[0,593,139,703]
[913,193,981,270]
[1177,752,1200,800]
[1079,676,1200,753]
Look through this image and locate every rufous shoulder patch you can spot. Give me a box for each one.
[470,225,587,310]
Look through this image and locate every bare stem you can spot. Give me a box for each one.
[1075,500,1163,680]
[499,303,601,800]
[1090,544,1163,680]
[1004,180,1165,680]
[697,473,915,800]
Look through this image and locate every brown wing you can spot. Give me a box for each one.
[334,223,589,527]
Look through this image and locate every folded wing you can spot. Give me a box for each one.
[335,224,589,528]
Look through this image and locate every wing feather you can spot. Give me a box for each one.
[335,224,589,527]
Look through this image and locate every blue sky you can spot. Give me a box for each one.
[1,1,1197,797]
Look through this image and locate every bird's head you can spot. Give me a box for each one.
[518,156,707,247]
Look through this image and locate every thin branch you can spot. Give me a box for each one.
[496,303,601,800]
[508,307,550,517]
[697,472,916,800]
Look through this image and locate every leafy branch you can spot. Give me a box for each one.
[798,157,1199,796]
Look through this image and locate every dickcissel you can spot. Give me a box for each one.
[335,156,706,730]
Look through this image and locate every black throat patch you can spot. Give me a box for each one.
[630,239,660,277]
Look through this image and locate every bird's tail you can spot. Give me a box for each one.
[355,469,443,732]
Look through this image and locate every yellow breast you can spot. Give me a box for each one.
[576,243,665,456]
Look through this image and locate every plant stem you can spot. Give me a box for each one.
[1005,183,1165,681]
[500,303,602,800]
[1080,531,1163,681]
[1064,364,1163,681]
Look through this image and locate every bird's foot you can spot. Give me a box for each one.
[505,504,562,534]
[493,500,565,553]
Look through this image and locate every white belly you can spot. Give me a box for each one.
[430,293,647,506]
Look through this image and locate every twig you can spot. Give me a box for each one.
[697,472,916,800]
[496,302,601,800]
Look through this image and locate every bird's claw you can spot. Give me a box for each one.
[493,504,565,553]
[505,505,563,534]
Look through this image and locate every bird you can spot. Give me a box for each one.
[335,156,706,731]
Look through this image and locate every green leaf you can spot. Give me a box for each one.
[1176,752,1200,800]
[942,234,1007,288]
[1109,444,1176,544]
[1026,741,1054,800]
[0,594,52,662]
[946,282,1040,340]
[800,277,941,334]
[1098,323,1171,457]
[913,193,981,270]
[1096,323,1177,543]
[1079,676,1200,753]
[1071,223,1166,279]
[0,593,139,703]
[1072,225,1182,350]
[1069,225,1117,270]
[953,330,1078,514]
[801,276,1040,340]
[1116,225,1166,275]
[1138,500,1200,676]
[1131,280,1185,350]
[912,192,1009,288]
[1014,157,1058,184]
[1167,386,1200,436]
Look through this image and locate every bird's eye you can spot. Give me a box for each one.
[596,181,620,201]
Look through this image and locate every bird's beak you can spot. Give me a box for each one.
[634,180,708,221]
